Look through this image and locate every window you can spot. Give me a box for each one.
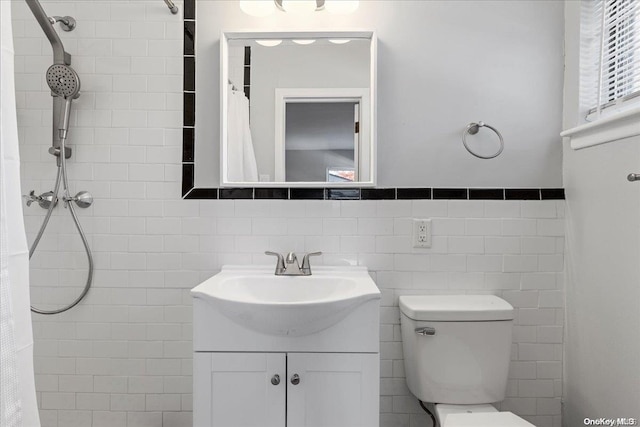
[581,0,640,121]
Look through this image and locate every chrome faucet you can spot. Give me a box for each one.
[265,251,322,276]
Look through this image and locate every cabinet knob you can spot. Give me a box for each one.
[271,374,280,385]
[290,374,300,385]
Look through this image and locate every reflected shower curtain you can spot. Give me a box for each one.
[0,1,41,426]
[227,85,258,182]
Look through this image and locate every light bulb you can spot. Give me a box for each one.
[256,39,283,47]
[329,39,351,44]
[281,0,318,15]
[324,0,359,14]
[293,39,316,45]
[240,0,276,17]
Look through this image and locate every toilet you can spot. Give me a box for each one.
[399,295,535,427]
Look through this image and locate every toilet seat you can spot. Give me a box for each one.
[444,412,535,427]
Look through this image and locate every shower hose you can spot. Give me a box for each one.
[29,134,93,315]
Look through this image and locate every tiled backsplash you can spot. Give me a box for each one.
[25,196,565,427]
[12,1,563,426]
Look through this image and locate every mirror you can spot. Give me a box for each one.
[221,31,376,187]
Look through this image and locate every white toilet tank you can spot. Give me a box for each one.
[399,295,514,405]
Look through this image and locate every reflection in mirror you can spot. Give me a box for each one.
[221,31,376,187]
[285,101,357,182]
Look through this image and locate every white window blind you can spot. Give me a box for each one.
[581,0,640,121]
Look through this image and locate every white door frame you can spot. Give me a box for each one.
[274,88,370,183]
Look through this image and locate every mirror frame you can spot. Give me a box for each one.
[220,30,377,188]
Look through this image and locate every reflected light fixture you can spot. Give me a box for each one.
[329,39,351,44]
[239,0,359,16]
[293,39,316,45]
[256,39,283,47]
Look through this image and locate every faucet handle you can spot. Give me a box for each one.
[265,251,286,271]
[24,191,36,207]
[301,251,322,269]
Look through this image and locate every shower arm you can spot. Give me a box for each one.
[24,0,71,65]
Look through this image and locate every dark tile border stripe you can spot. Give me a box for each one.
[397,188,431,199]
[181,164,194,197]
[469,188,504,200]
[433,188,468,200]
[541,188,565,200]
[255,188,289,199]
[290,188,325,200]
[182,128,194,162]
[361,188,396,200]
[220,188,253,199]
[184,21,195,56]
[186,188,218,199]
[184,187,565,200]
[505,189,541,200]
[183,0,195,20]
[326,188,360,200]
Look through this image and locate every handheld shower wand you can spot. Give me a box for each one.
[46,63,80,140]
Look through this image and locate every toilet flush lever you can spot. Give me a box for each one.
[415,327,436,336]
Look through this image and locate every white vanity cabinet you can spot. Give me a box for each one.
[286,352,378,426]
[194,352,378,427]
[191,266,381,427]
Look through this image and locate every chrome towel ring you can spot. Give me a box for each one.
[462,121,504,159]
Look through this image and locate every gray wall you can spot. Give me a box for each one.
[196,0,564,187]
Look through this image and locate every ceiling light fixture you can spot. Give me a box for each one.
[239,0,359,16]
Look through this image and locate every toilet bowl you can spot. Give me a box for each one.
[399,295,535,427]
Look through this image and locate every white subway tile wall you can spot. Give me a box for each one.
[13,1,563,427]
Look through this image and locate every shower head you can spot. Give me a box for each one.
[46,64,80,99]
[46,64,81,139]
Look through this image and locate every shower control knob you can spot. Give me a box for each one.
[25,191,37,207]
[627,173,640,182]
[24,191,58,209]
[72,191,93,208]
[291,374,300,385]
[271,374,280,386]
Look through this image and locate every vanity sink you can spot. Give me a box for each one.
[191,266,380,337]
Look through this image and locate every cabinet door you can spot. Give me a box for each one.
[287,353,379,427]
[194,352,286,427]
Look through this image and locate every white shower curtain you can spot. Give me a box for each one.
[0,1,41,426]
[227,84,258,182]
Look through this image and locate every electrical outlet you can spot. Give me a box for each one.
[413,219,432,248]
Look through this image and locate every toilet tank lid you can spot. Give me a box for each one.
[399,295,514,321]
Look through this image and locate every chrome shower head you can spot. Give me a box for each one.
[46,63,80,99]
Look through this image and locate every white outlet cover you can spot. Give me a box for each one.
[412,218,432,248]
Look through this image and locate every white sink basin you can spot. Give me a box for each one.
[191,266,380,336]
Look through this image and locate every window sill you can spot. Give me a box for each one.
[561,106,640,150]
